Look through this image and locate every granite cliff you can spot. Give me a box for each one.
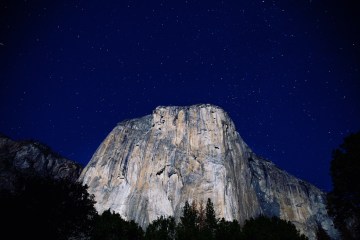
[79,104,338,239]
[0,135,82,191]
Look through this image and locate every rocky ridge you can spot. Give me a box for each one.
[0,135,82,191]
[79,104,338,239]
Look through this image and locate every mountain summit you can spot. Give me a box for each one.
[79,104,338,239]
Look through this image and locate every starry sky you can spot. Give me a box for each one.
[1,0,359,191]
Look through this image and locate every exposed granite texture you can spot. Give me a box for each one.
[79,104,338,239]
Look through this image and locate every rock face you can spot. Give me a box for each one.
[0,135,82,191]
[79,104,338,239]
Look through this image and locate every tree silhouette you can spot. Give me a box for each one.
[205,198,217,229]
[92,209,144,240]
[215,218,241,240]
[198,200,205,230]
[0,176,97,240]
[145,216,176,240]
[92,209,125,240]
[241,215,308,240]
[177,200,199,240]
[201,198,217,240]
[327,131,360,239]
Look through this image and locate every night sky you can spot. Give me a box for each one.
[1,0,359,192]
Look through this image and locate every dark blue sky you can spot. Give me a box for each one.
[1,0,359,191]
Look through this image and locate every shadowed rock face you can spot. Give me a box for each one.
[79,104,338,239]
[0,135,82,191]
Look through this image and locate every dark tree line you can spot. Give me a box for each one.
[0,176,97,240]
[0,176,308,240]
[0,176,144,240]
[146,198,307,240]
[93,209,144,240]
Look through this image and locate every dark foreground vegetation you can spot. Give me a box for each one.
[0,131,359,240]
[145,199,308,240]
[327,132,360,240]
[0,177,308,240]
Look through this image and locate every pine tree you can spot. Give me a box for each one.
[241,215,308,240]
[202,198,217,240]
[205,198,217,230]
[177,200,199,240]
[327,131,360,239]
[215,218,241,240]
[145,216,176,240]
[92,209,144,240]
[198,200,205,230]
